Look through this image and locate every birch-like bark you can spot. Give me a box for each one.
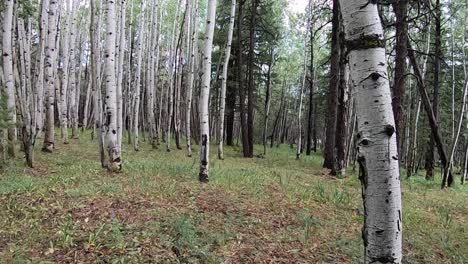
[166,1,182,152]
[218,0,236,160]
[147,0,158,148]
[58,0,73,144]
[339,1,402,262]
[103,0,121,171]
[68,0,80,139]
[42,0,58,152]
[116,0,127,148]
[199,0,217,182]
[132,0,146,151]
[185,0,198,157]
[34,0,49,137]
[296,32,309,160]
[2,0,17,157]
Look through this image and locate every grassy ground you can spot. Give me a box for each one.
[0,133,467,263]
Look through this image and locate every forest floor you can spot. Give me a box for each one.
[0,132,467,263]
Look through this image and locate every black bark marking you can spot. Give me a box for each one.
[345,34,384,52]
[369,256,398,264]
[384,124,395,137]
[370,72,381,81]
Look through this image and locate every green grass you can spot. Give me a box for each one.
[0,131,467,263]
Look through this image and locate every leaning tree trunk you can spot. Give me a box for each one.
[103,0,122,171]
[391,0,408,154]
[199,0,217,183]
[339,0,403,262]
[42,0,58,153]
[218,0,236,160]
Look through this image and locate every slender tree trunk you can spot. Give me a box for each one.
[218,0,236,160]
[69,0,80,139]
[3,0,17,158]
[306,24,315,156]
[42,0,58,153]
[199,0,217,182]
[408,44,452,188]
[103,0,122,171]
[237,0,249,157]
[262,49,273,157]
[185,0,198,157]
[340,1,403,262]
[34,0,50,138]
[132,0,146,151]
[392,0,408,155]
[425,0,441,181]
[166,1,182,152]
[323,0,340,173]
[335,46,349,176]
[246,0,258,158]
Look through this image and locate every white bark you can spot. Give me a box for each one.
[199,0,217,182]
[43,0,59,152]
[147,0,159,149]
[116,0,127,148]
[218,0,236,160]
[166,0,182,152]
[103,0,121,171]
[68,0,80,139]
[186,0,198,157]
[34,0,50,137]
[58,0,73,144]
[2,0,17,157]
[340,0,402,262]
[132,0,146,151]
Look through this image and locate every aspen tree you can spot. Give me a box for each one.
[116,0,127,148]
[58,0,73,144]
[103,0,122,171]
[166,0,182,152]
[296,2,312,160]
[2,0,17,158]
[146,0,159,149]
[218,0,236,160]
[42,0,59,153]
[68,0,80,139]
[186,0,198,157]
[199,0,217,182]
[132,0,146,151]
[339,0,403,262]
[34,0,49,137]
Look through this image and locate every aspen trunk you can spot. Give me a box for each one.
[199,0,217,182]
[186,0,198,157]
[3,0,17,158]
[58,0,73,144]
[103,0,122,171]
[132,0,146,151]
[42,0,58,153]
[218,0,236,160]
[34,0,50,138]
[166,1,182,152]
[340,0,403,262]
[68,0,80,139]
